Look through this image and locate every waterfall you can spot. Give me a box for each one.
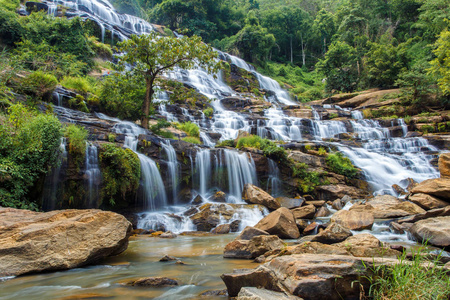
[84,143,101,208]
[351,110,363,119]
[253,72,296,105]
[195,149,211,198]
[161,140,179,203]
[223,149,257,203]
[267,159,282,197]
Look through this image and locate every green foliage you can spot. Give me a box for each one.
[329,113,338,119]
[291,162,321,193]
[429,29,450,96]
[68,94,89,113]
[420,124,435,134]
[99,143,141,206]
[87,36,113,58]
[203,107,214,117]
[177,121,200,138]
[217,139,235,147]
[0,0,19,12]
[0,104,62,209]
[64,124,88,170]
[182,136,202,144]
[235,134,288,163]
[367,246,450,299]
[20,71,58,101]
[326,152,358,178]
[150,119,174,138]
[60,76,91,95]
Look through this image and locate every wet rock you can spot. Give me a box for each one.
[411,178,450,200]
[438,152,450,178]
[192,194,205,205]
[291,204,316,220]
[224,235,284,259]
[311,223,352,244]
[331,210,374,231]
[255,208,300,239]
[295,219,308,232]
[315,206,331,218]
[331,199,345,210]
[230,220,241,232]
[409,216,450,248]
[302,222,318,235]
[389,222,406,234]
[349,195,425,219]
[0,208,132,277]
[237,226,269,240]
[276,197,304,209]
[159,255,177,262]
[237,287,301,300]
[125,277,179,287]
[408,193,448,210]
[242,184,280,210]
[212,191,227,202]
[212,224,231,234]
[200,289,228,297]
[160,231,177,238]
[392,184,407,196]
[176,260,185,265]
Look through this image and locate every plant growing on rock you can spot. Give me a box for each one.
[64,124,88,171]
[177,121,200,138]
[115,32,221,129]
[326,152,357,178]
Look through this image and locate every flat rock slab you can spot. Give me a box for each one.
[0,208,132,276]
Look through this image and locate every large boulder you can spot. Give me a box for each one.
[316,184,367,201]
[237,226,270,240]
[411,178,450,200]
[349,195,425,219]
[242,184,280,210]
[291,204,316,220]
[221,254,399,299]
[0,208,132,277]
[408,193,448,210]
[409,216,450,248]
[335,234,400,258]
[276,197,304,209]
[438,153,450,178]
[310,222,352,244]
[331,210,374,230]
[237,287,301,300]
[224,235,284,259]
[255,208,300,239]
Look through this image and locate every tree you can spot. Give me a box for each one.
[116,32,220,129]
[429,29,450,96]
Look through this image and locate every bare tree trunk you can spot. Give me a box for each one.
[142,77,154,129]
[290,35,293,64]
[300,33,306,67]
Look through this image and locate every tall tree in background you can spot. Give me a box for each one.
[116,32,220,129]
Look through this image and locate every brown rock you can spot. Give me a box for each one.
[237,287,301,300]
[291,204,316,220]
[0,208,132,277]
[159,255,177,262]
[392,184,407,196]
[316,184,367,201]
[411,178,450,200]
[331,199,344,210]
[315,206,331,218]
[160,231,177,238]
[211,224,231,234]
[438,153,450,178]
[311,222,352,244]
[212,191,227,202]
[236,226,269,240]
[200,289,228,297]
[409,216,450,248]
[295,219,308,232]
[302,222,319,235]
[223,235,284,259]
[331,210,374,231]
[397,206,450,224]
[276,197,304,209]
[335,234,400,258]
[305,200,326,207]
[255,207,300,239]
[125,277,178,287]
[408,193,448,210]
[288,242,349,256]
[242,184,281,210]
[349,195,425,219]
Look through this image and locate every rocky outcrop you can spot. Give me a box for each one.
[255,208,300,239]
[349,195,425,219]
[242,184,280,210]
[334,234,400,258]
[0,208,132,277]
[411,178,450,200]
[310,223,352,244]
[438,152,450,178]
[224,235,284,259]
[408,193,448,210]
[212,224,231,234]
[409,216,450,248]
[330,210,374,230]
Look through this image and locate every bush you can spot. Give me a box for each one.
[291,162,321,193]
[217,139,235,147]
[236,134,288,163]
[0,0,19,12]
[60,76,91,94]
[99,143,141,206]
[150,119,174,138]
[64,124,88,170]
[326,152,357,178]
[182,136,202,144]
[177,121,200,138]
[87,36,113,58]
[21,71,58,101]
[203,107,214,118]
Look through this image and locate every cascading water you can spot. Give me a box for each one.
[195,149,211,199]
[223,149,257,203]
[84,143,101,208]
[267,159,282,197]
[161,140,180,204]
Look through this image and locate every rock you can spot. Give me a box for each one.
[397,206,450,224]
[389,222,406,234]
[316,184,367,201]
[237,226,269,240]
[408,193,448,210]
[341,195,352,203]
[409,216,450,248]
[305,200,326,207]
[331,199,344,210]
[335,234,400,258]
[302,222,318,235]
[237,287,301,300]
[349,195,425,219]
[0,208,132,277]
[291,204,316,219]
[255,208,300,239]
[223,235,284,259]
[288,242,349,256]
[411,178,450,200]
[160,231,177,238]
[221,254,399,299]
[242,184,280,210]
[295,219,308,232]
[192,194,205,205]
[125,277,178,287]
[200,289,228,297]
[159,255,177,262]
[276,197,304,209]
[315,206,331,218]
[392,184,407,195]
[311,222,352,244]
[176,260,185,265]
[230,220,241,232]
[212,191,227,202]
[212,224,231,234]
[438,153,450,178]
[331,210,374,231]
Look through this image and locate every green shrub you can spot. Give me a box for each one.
[329,113,338,119]
[87,36,113,58]
[318,147,327,155]
[0,0,19,12]
[217,139,235,147]
[68,94,89,113]
[60,76,91,94]
[326,152,357,178]
[367,246,450,299]
[177,121,200,138]
[203,107,214,118]
[236,134,288,163]
[21,71,58,101]
[150,119,174,138]
[182,136,202,144]
[64,124,88,170]
[421,124,435,134]
[99,143,141,206]
[291,162,321,193]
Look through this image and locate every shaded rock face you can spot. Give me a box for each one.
[349,195,425,219]
[409,216,450,248]
[0,208,132,277]
[255,207,300,239]
[242,184,280,211]
[331,210,374,231]
[237,226,270,240]
[212,224,231,234]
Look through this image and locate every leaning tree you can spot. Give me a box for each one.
[116,31,220,129]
